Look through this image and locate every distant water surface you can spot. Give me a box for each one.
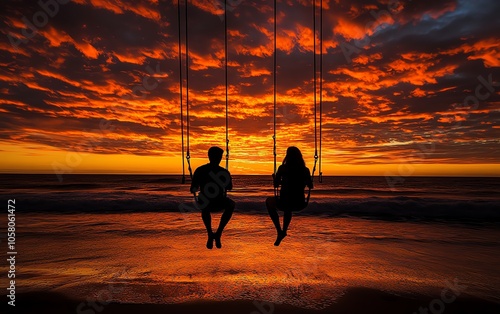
[1,174,499,221]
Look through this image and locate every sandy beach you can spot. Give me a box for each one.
[3,209,499,313]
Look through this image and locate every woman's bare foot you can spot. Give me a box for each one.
[274,231,287,246]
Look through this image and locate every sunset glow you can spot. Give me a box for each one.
[1,0,499,176]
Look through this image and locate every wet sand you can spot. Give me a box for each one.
[4,212,500,313]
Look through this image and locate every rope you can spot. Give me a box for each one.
[310,0,318,196]
[178,0,185,184]
[319,0,323,183]
[307,0,319,204]
[313,0,317,166]
[225,0,229,170]
[312,0,318,170]
[273,0,277,198]
[177,0,194,204]
[185,0,193,181]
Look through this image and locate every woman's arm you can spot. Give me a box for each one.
[305,167,313,189]
[274,166,282,188]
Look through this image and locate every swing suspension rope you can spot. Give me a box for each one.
[273,0,322,204]
[319,0,323,183]
[311,0,318,179]
[307,0,318,204]
[307,0,323,185]
[181,0,230,181]
[178,0,185,184]
[184,0,193,181]
[225,0,229,170]
[307,0,325,202]
[273,0,277,198]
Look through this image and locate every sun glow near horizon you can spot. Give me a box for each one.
[1,142,499,177]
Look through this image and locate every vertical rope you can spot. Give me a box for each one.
[319,0,323,183]
[307,0,318,205]
[225,0,229,170]
[273,0,277,176]
[185,0,193,180]
[273,0,277,198]
[311,0,318,180]
[178,0,185,184]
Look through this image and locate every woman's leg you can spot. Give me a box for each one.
[283,210,292,234]
[266,197,281,232]
[274,211,289,246]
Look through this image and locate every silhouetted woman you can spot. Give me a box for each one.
[266,146,313,246]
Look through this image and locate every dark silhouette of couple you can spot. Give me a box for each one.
[190,146,313,249]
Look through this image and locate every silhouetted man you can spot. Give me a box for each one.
[190,146,235,249]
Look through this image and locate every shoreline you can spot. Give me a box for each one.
[6,287,500,314]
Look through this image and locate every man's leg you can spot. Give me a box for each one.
[201,209,214,249]
[214,199,235,248]
[266,197,281,233]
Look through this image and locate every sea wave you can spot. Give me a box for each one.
[10,193,500,222]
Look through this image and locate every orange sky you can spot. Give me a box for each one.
[0,0,499,176]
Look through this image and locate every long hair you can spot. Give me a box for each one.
[282,146,306,169]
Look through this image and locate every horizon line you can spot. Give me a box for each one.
[1,172,499,178]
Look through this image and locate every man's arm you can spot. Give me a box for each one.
[190,169,199,194]
[225,170,233,191]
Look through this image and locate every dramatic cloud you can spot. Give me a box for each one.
[0,0,499,175]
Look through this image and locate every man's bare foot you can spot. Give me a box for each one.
[206,233,214,249]
[214,232,222,249]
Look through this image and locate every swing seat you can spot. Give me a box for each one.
[274,196,308,212]
[198,197,234,213]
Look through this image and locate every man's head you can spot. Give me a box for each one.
[208,146,224,165]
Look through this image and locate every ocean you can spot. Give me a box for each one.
[1,174,499,310]
[2,174,499,221]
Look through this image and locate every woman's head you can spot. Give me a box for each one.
[283,146,305,168]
